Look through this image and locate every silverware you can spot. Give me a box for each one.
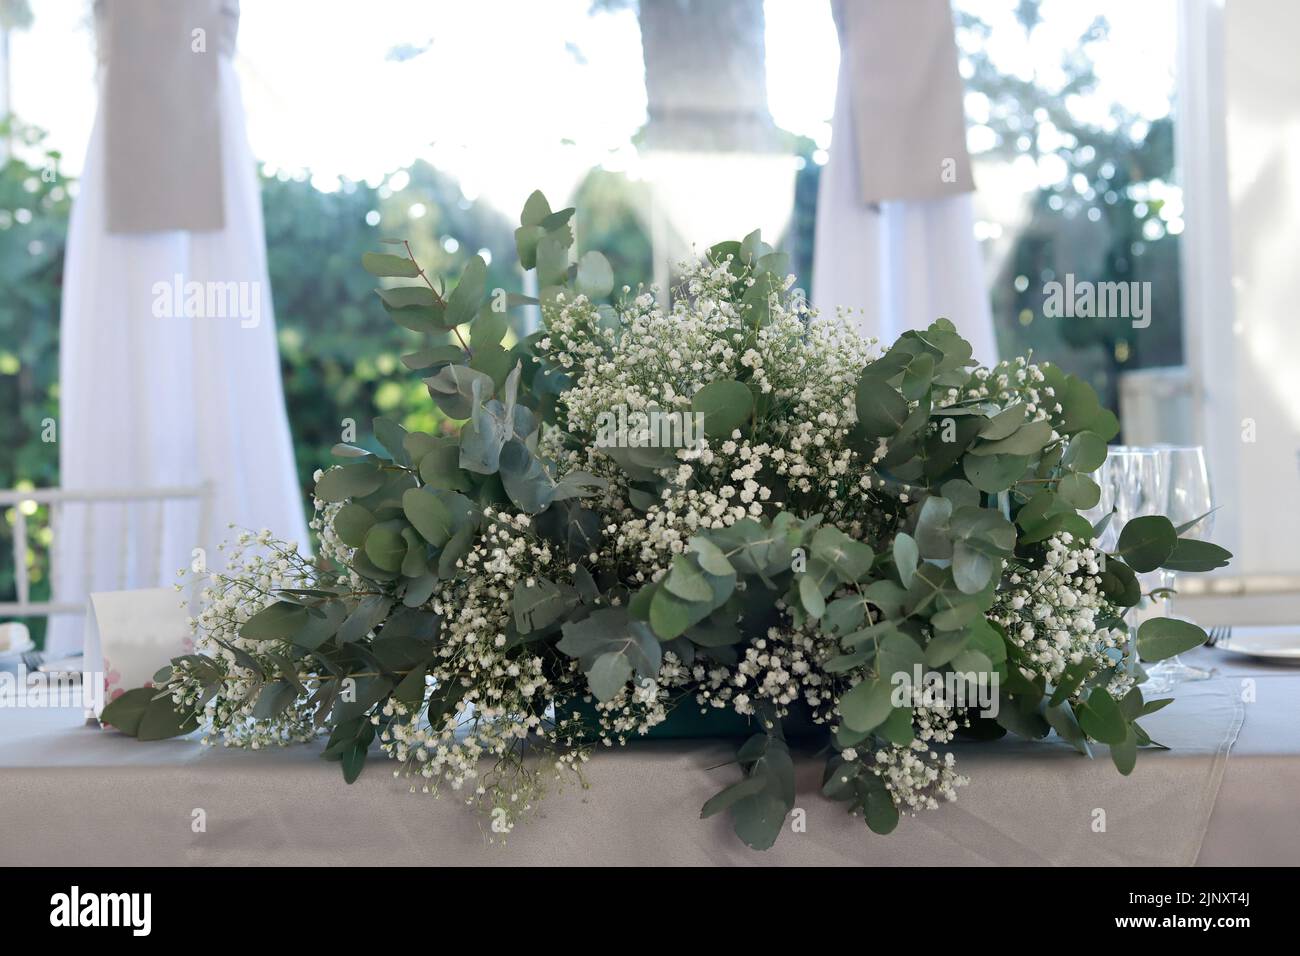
[1207,626,1232,647]
[38,653,84,677]
[17,649,83,673]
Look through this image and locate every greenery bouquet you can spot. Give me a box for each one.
[104,191,1231,850]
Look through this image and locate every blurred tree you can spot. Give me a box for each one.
[0,118,68,642]
[785,135,822,298]
[569,167,653,295]
[0,0,35,158]
[956,0,1183,411]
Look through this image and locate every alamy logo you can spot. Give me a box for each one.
[49,886,151,936]
[889,664,999,718]
[151,275,263,328]
[0,664,104,712]
[1042,273,1151,329]
[594,404,704,450]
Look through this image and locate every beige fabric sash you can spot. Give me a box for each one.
[833,0,974,203]
[98,0,239,234]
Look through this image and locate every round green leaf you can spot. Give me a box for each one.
[364,525,407,572]
[1115,515,1177,572]
[952,539,995,594]
[576,250,614,299]
[692,379,754,438]
[689,537,734,577]
[314,463,385,503]
[665,555,714,603]
[962,453,1029,492]
[979,403,1027,441]
[1136,617,1208,662]
[99,687,155,735]
[403,488,454,547]
[799,574,826,618]
[137,694,200,741]
[839,677,894,733]
[1110,724,1138,775]
[1062,430,1107,473]
[970,418,1053,456]
[863,785,900,835]
[333,503,376,548]
[1057,472,1101,510]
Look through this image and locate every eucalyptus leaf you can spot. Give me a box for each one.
[893,532,919,588]
[1062,430,1107,473]
[855,376,909,440]
[445,255,487,328]
[576,250,614,299]
[1161,538,1232,572]
[692,379,754,438]
[1136,617,1207,662]
[363,525,407,572]
[315,462,385,503]
[241,601,309,641]
[1114,515,1177,573]
[839,677,893,733]
[403,488,454,547]
[362,252,418,278]
[1077,687,1128,745]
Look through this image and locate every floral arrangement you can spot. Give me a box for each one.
[103,192,1231,850]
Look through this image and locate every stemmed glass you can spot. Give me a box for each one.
[1144,445,1215,688]
[1084,448,1165,542]
[1082,446,1168,684]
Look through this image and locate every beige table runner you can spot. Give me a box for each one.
[0,673,1250,866]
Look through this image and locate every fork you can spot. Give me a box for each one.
[1206,626,1232,647]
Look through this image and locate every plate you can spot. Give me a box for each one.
[1218,627,1300,663]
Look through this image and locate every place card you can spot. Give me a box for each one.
[83,588,193,720]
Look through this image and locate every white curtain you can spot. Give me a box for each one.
[813,56,998,366]
[47,54,308,655]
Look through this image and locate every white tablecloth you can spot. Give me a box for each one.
[0,646,1293,866]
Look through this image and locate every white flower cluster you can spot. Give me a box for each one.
[377,507,591,836]
[954,356,1059,421]
[169,528,322,750]
[538,257,881,523]
[990,533,1133,700]
[871,742,967,813]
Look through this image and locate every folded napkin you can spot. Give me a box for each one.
[83,588,194,719]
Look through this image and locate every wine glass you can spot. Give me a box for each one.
[1084,446,1165,549]
[1082,447,1167,687]
[1143,445,1215,688]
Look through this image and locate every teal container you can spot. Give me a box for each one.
[562,696,825,741]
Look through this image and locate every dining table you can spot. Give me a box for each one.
[0,641,1296,866]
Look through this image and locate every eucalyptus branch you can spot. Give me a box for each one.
[403,239,473,357]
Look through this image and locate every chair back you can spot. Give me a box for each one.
[0,484,213,618]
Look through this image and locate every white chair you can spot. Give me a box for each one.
[0,484,213,619]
